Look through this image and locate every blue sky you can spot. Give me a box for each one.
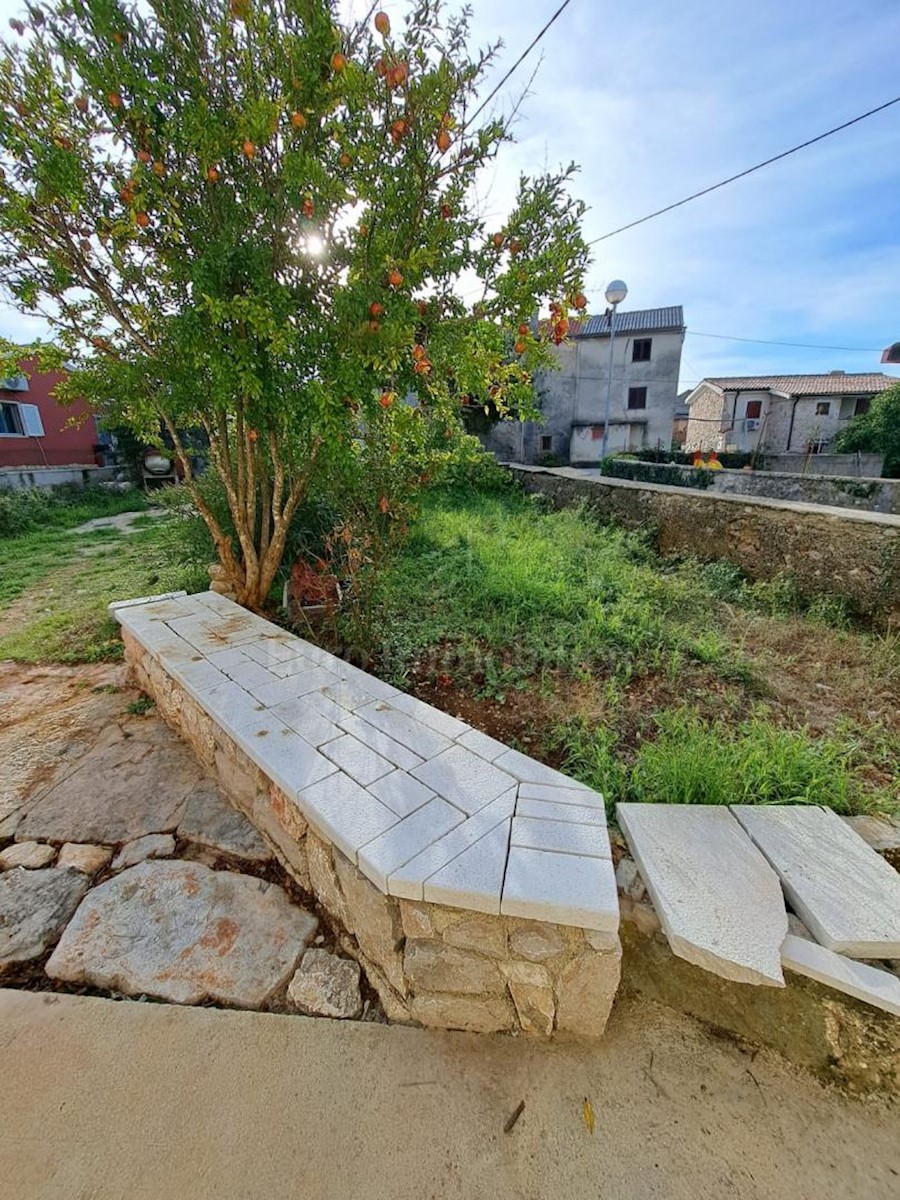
[3,0,899,391]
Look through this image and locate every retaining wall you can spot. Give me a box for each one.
[509,465,900,624]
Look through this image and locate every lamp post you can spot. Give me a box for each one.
[599,279,628,462]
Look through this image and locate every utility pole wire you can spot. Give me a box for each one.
[468,0,574,126]
[588,94,900,245]
[688,331,884,353]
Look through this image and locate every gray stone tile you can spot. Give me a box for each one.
[424,820,511,915]
[332,661,398,701]
[169,657,226,698]
[515,797,608,826]
[358,798,464,891]
[269,697,341,748]
[455,728,509,763]
[501,845,619,932]
[249,667,342,709]
[411,744,517,815]
[367,771,435,819]
[201,680,266,740]
[321,680,380,712]
[336,714,424,772]
[321,734,395,787]
[242,639,310,669]
[518,781,603,808]
[206,647,254,673]
[618,804,787,986]
[781,933,900,1017]
[232,713,337,797]
[511,816,611,859]
[354,701,451,760]
[387,791,515,900]
[732,805,900,958]
[492,748,589,790]
[386,692,469,740]
[298,773,399,864]
[225,659,282,693]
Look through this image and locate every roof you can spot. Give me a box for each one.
[698,372,898,397]
[569,306,684,338]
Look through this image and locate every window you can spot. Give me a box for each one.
[632,338,652,363]
[745,400,762,419]
[590,425,604,440]
[627,387,647,410]
[815,402,831,416]
[540,434,553,453]
[854,397,871,416]
[0,402,25,435]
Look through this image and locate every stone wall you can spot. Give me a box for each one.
[765,453,885,478]
[602,458,900,514]
[123,630,621,1038]
[509,465,900,625]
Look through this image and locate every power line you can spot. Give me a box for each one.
[587,94,900,245]
[688,330,883,353]
[468,0,574,126]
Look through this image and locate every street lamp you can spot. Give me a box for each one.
[600,279,628,462]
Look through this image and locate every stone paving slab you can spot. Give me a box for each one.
[111,593,620,937]
[781,933,900,1018]
[732,805,900,958]
[0,869,90,971]
[46,860,317,1007]
[617,804,788,986]
[176,784,272,864]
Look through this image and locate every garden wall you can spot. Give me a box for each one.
[602,458,900,514]
[509,465,900,624]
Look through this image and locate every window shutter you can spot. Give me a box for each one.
[20,403,45,436]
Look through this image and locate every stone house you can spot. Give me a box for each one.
[482,306,685,464]
[684,371,899,456]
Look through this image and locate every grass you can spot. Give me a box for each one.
[0,489,205,663]
[370,486,900,815]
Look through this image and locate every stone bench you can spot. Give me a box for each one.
[111,591,621,1037]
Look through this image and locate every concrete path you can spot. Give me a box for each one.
[70,508,165,535]
[2,988,898,1200]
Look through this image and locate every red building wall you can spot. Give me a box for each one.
[0,359,99,468]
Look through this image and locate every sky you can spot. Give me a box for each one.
[2,0,899,392]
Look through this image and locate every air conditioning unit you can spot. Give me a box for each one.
[746,419,760,431]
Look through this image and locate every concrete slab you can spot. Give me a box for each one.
[732,805,900,958]
[617,804,787,986]
[4,988,900,1200]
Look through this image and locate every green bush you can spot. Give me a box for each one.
[600,457,714,489]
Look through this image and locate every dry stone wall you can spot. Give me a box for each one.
[123,629,621,1038]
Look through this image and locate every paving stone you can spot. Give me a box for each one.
[387,791,515,900]
[619,804,787,986]
[249,667,342,709]
[299,773,399,864]
[56,843,113,875]
[517,781,604,809]
[732,805,900,959]
[423,820,511,915]
[288,949,363,1019]
[357,798,464,891]
[330,660,399,702]
[232,713,337,796]
[224,659,281,692]
[321,734,395,788]
[384,692,469,740]
[109,590,188,615]
[502,845,619,933]
[511,816,611,859]
[0,868,90,972]
[321,680,382,712]
[242,639,309,668]
[335,714,424,772]
[205,647,254,673]
[45,860,317,1007]
[111,833,176,871]
[354,701,452,760]
[367,770,435,819]
[176,784,271,864]
[515,796,608,827]
[781,933,900,1017]
[455,728,509,763]
[16,737,199,844]
[268,653,322,680]
[0,841,56,870]
[263,696,338,747]
[492,749,590,790]
[411,744,517,815]
[169,656,226,698]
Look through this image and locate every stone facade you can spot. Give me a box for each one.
[124,635,622,1038]
[510,466,900,625]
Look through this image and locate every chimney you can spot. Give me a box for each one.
[828,369,845,375]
